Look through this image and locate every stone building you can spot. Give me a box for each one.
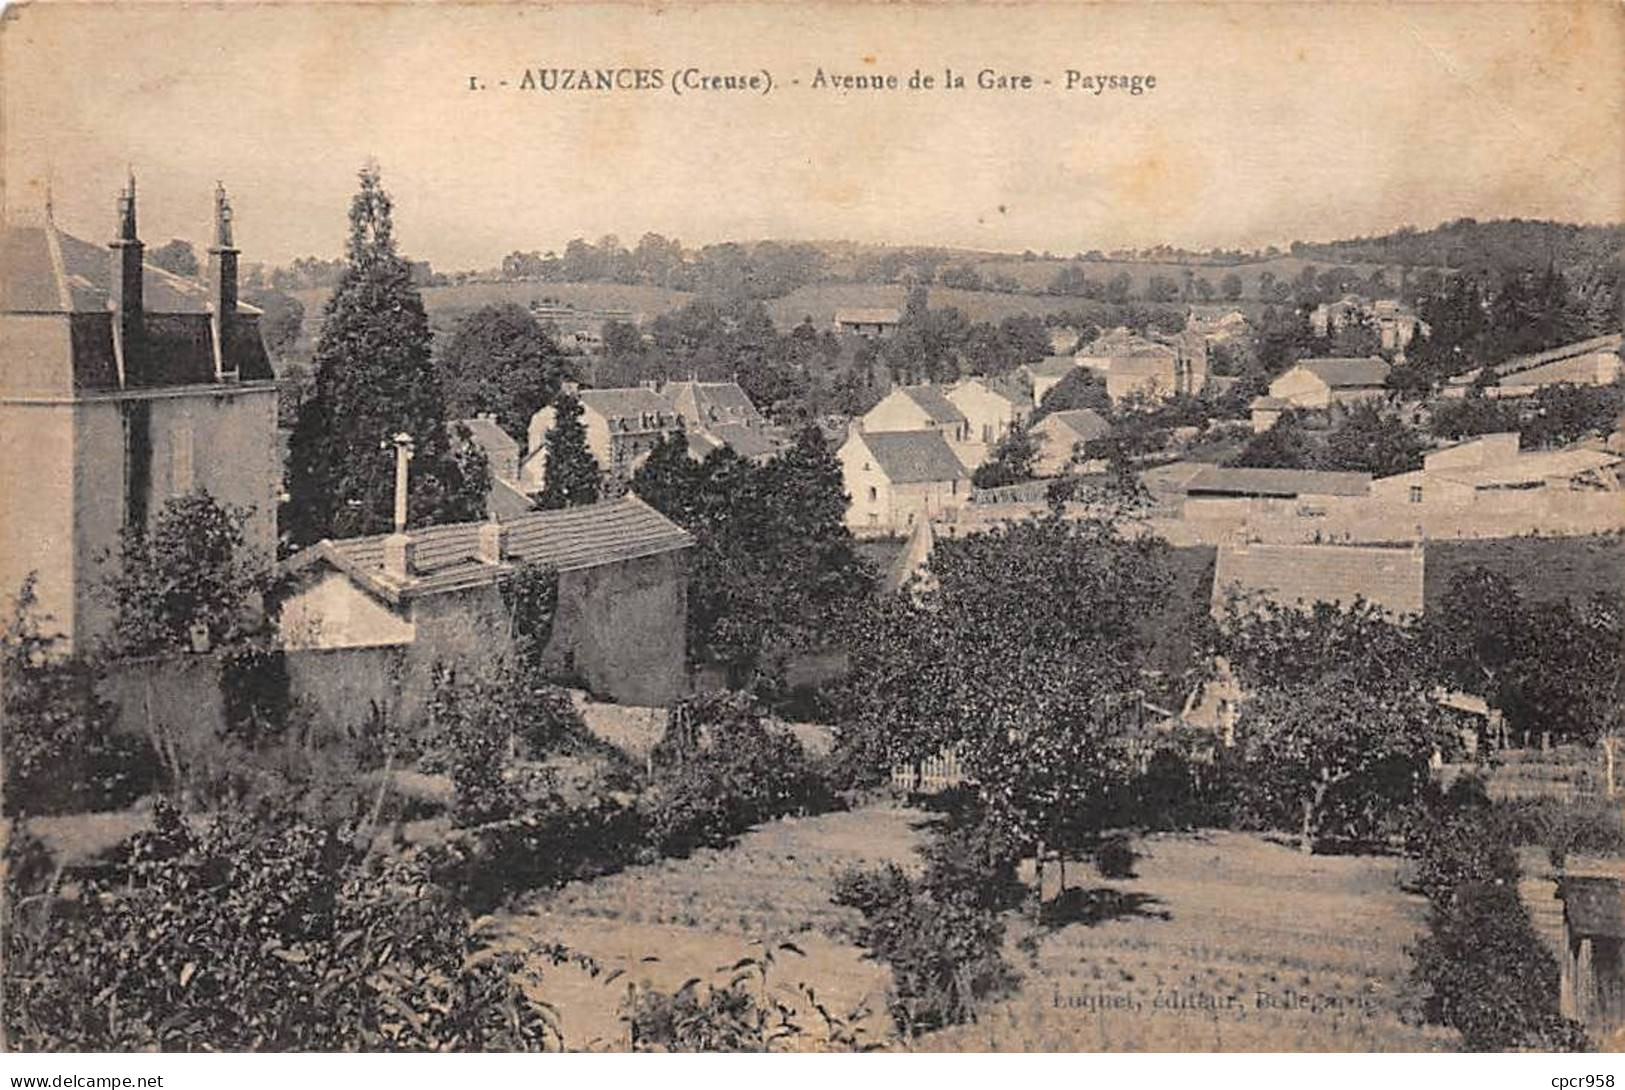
[838,428,969,535]
[0,178,279,648]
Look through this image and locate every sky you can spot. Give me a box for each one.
[2,1,1621,271]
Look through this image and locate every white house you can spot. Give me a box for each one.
[860,383,970,444]
[838,429,970,535]
[1261,357,1390,421]
[946,375,1033,467]
[1032,409,1110,476]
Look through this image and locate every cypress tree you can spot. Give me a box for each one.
[284,163,487,548]
[535,393,601,510]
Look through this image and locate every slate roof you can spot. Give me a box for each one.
[1,221,263,316]
[299,495,694,604]
[897,384,967,424]
[663,379,766,427]
[1035,408,1109,443]
[860,430,969,484]
[1295,357,1390,388]
[1185,465,1372,498]
[578,386,676,422]
[1212,542,1425,618]
[455,415,520,460]
[689,422,785,462]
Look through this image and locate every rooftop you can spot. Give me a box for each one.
[1185,465,1372,498]
[1036,408,1110,441]
[1213,542,1425,618]
[858,429,970,484]
[1496,333,1623,378]
[578,386,678,422]
[834,307,901,325]
[294,495,694,604]
[1294,357,1390,389]
[896,383,967,425]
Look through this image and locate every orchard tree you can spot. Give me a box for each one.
[148,238,199,277]
[534,393,601,510]
[107,490,267,656]
[284,163,488,547]
[437,303,573,443]
[1320,402,1426,477]
[971,422,1038,489]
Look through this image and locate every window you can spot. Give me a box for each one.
[868,486,878,502]
[982,424,992,443]
[1409,485,1423,504]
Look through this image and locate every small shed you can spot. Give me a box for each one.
[1557,875,1625,1033]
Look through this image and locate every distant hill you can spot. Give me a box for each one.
[1293,218,1625,276]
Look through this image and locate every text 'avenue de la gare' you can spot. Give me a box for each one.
[472,67,1159,96]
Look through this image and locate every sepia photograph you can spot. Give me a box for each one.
[0,0,1623,1070]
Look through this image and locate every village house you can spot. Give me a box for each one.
[523,385,683,488]
[660,378,787,463]
[838,428,970,535]
[1180,465,1372,522]
[1076,327,1208,404]
[454,414,536,519]
[1210,540,1425,619]
[1032,408,1110,476]
[1443,333,1624,399]
[1369,432,1621,508]
[832,307,901,339]
[861,383,971,445]
[946,374,1033,467]
[0,179,279,648]
[1018,355,1081,405]
[1310,295,1426,352]
[1185,305,1250,345]
[275,494,695,706]
[1253,356,1389,429]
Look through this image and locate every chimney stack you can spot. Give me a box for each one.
[109,171,144,385]
[477,518,508,565]
[383,432,416,580]
[209,182,240,378]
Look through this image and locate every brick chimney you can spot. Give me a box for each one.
[477,518,508,565]
[208,182,239,378]
[109,171,144,386]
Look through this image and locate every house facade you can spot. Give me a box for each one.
[1076,327,1208,404]
[0,180,279,648]
[946,375,1033,468]
[860,383,970,444]
[1264,356,1390,413]
[833,307,901,339]
[276,495,694,706]
[1032,408,1109,476]
[1370,434,1621,509]
[838,428,970,535]
[524,385,683,488]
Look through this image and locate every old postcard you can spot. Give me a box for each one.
[1,0,1623,1067]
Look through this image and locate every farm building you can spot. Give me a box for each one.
[1211,541,1425,619]
[1444,333,1623,399]
[0,180,279,650]
[275,495,695,706]
[833,307,900,339]
[838,428,969,535]
[1032,408,1110,476]
[1370,436,1621,508]
[861,383,971,445]
[1263,357,1390,414]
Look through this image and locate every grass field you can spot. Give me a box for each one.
[927,830,1454,1052]
[968,254,1413,301]
[1426,534,1625,609]
[493,802,1452,1051]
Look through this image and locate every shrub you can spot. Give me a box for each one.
[832,861,1020,1037]
[1500,796,1625,870]
[1094,836,1138,880]
[3,806,570,1050]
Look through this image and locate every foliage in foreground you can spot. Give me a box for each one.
[3,804,571,1051]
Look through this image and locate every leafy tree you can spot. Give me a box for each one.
[243,288,306,361]
[107,490,266,656]
[284,163,488,547]
[1320,403,1426,477]
[2,577,157,816]
[148,238,199,277]
[438,304,573,444]
[500,560,561,674]
[1034,367,1111,419]
[971,422,1037,489]
[1220,272,1244,301]
[534,393,601,510]
[1227,411,1315,469]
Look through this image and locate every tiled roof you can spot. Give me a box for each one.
[953,375,1033,411]
[1036,408,1109,442]
[1496,333,1622,377]
[860,430,969,484]
[834,307,901,325]
[1,221,262,316]
[1213,542,1424,618]
[306,495,693,604]
[1185,465,1372,497]
[455,415,520,458]
[1295,357,1390,388]
[694,421,785,462]
[579,386,675,422]
[898,384,967,424]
